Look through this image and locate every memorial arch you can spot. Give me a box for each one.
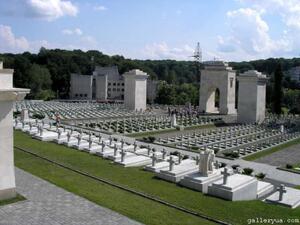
[199,61,237,115]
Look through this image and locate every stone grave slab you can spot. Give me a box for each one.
[208,174,258,201]
[265,187,300,208]
[115,155,152,167]
[179,168,224,193]
[257,181,274,199]
[34,130,57,142]
[156,159,198,183]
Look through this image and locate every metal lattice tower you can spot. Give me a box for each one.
[191,42,202,63]
[190,42,202,86]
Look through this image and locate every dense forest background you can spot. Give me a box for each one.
[0,48,299,113]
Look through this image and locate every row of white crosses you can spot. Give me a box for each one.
[78,114,222,134]
[14,101,154,120]
[235,131,300,157]
[155,123,300,158]
[156,124,261,144]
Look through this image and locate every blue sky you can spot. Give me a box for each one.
[0,0,299,61]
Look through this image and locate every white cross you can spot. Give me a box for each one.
[221,167,230,185]
[151,153,157,167]
[120,149,126,162]
[168,156,175,171]
[277,184,287,201]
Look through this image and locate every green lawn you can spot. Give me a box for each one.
[243,138,300,161]
[14,131,300,225]
[0,194,25,206]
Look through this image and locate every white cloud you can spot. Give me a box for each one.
[0,0,78,21]
[217,7,290,61]
[0,25,30,52]
[27,0,78,20]
[62,28,82,36]
[142,42,194,60]
[0,24,100,53]
[245,0,300,29]
[93,5,107,11]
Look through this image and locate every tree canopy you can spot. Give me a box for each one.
[0,48,299,113]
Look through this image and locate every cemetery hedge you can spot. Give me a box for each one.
[14,131,300,225]
[243,137,300,161]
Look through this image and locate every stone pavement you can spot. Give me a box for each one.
[255,144,300,167]
[0,168,142,225]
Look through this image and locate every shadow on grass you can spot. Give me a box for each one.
[0,194,26,207]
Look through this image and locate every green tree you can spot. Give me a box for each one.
[155,83,176,105]
[272,63,283,114]
[27,64,53,99]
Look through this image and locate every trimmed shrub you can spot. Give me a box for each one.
[223,152,239,158]
[13,111,21,118]
[32,113,45,119]
[183,155,189,160]
[191,146,199,151]
[243,168,254,176]
[148,136,156,143]
[170,151,179,156]
[220,162,227,168]
[255,173,266,179]
[286,164,294,169]
[231,164,240,170]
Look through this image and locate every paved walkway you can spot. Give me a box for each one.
[255,144,300,167]
[0,168,142,225]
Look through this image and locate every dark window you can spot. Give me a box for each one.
[230,78,234,88]
[122,83,124,86]
[108,88,111,91]
[113,88,116,91]
[113,83,116,86]
[80,94,83,97]
[117,88,120,91]
[108,82,111,86]
[84,94,87,97]
[122,88,124,91]
[75,94,78,97]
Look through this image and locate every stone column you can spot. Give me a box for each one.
[95,74,108,100]
[237,70,268,124]
[123,69,149,111]
[0,61,30,200]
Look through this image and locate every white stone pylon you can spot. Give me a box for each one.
[0,61,30,200]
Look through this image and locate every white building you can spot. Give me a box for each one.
[69,66,158,102]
